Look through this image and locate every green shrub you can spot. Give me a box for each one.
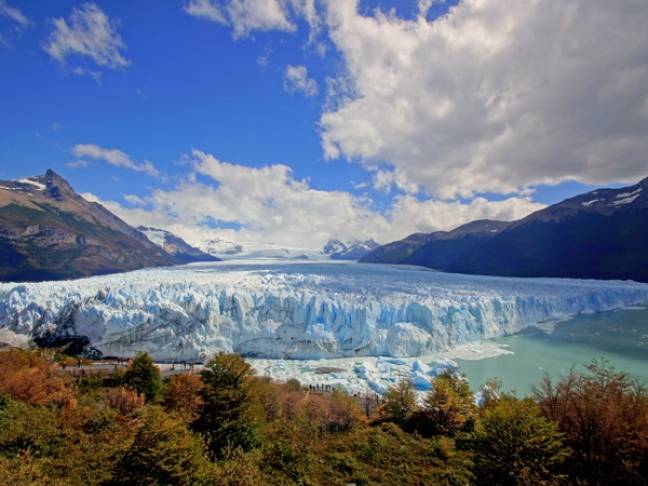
[122,352,162,402]
[113,406,212,486]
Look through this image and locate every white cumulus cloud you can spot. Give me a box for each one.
[71,144,160,178]
[319,0,648,198]
[184,0,321,39]
[43,2,129,76]
[87,149,543,250]
[283,64,318,97]
[184,0,293,38]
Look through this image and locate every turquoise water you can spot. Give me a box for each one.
[458,307,648,395]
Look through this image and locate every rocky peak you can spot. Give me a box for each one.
[42,169,76,201]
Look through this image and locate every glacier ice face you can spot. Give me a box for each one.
[1,260,648,362]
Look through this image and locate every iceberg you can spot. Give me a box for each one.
[1,260,648,362]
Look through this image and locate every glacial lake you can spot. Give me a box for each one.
[457,306,648,394]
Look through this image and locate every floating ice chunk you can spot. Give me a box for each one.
[412,372,433,391]
[429,358,458,377]
[411,359,431,375]
[367,379,388,395]
[382,357,408,365]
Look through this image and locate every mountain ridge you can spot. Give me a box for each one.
[138,226,219,264]
[323,239,380,260]
[362,177,648,282]
[0,170,176,282]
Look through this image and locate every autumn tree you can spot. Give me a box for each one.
[328,389,366,432]
[113,406,212,486]
[418,371,476,436]
[122,352,162,402]
[534,361,648,484]
[383,379,417,425]
[0,349,73,406]
[472,396,569,485]
[162,373,204,421]
[103,387,145,416]
[193,353,259,458]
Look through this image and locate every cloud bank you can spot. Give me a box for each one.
[320,0,648,198]
[86,148,543,249]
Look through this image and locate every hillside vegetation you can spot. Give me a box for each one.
[0,349,646,485]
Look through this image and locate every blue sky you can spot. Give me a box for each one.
[1,1,646,249]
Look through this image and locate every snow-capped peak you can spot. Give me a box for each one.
[323,239,380,260]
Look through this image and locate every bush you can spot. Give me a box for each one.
[472,396,569,485]
[382,379,417,425]
[103,387,146,416]
[113,406,212,486]
[0,451,61,486]
[534,361,648,484]
[328,389,366,432]
[122,352,162,402]
[211,448,263,486]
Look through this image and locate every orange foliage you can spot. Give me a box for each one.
[259,382,365,433]
[162,373,204,420]
[103,386,146,416]
[0,349,74,406]
[534,361,648,484]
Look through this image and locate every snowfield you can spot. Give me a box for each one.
[1,260,648,362]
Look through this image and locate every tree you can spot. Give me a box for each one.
[193,353,258,458]
[328,389,366,432]
[382,379,417,425]
[103,387,145,416]
[472,396,569,485]
[162,374,204,421]
[419,371,475,436]
[533,361,648,484]
[122,352,162,402]
[0,349,73,406]
[113,406,212,486]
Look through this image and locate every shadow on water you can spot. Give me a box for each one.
[524,309,648,361]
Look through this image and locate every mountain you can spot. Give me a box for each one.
[361,220,510,264]
[323,239,381,260]
[0,170,176,282]
[138,227,219,264]
[362,177,648,282]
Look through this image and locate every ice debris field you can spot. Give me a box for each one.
[2,259,648,367]
[245,344,510,397]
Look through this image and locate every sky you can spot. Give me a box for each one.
[1,0,647,250]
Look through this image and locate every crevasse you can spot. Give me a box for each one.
[1,261,647,362]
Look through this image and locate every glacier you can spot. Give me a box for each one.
[1,260,648,362]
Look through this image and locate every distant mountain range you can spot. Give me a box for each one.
[199,237,245,257]
[138,226,219,264]
[4,170,646,283]
[0,170,212,282]
[362,177,648,282]
[323,239,380,260]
